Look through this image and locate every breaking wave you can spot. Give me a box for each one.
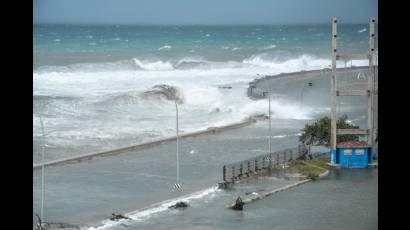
[158,45,172,50]
[243,53,330,71]
[33,52,349,148]
[35,53,339,73]
[133,58,174,71]
[262,44,277,50]
[87,186,220,230]
[142,84,185,104]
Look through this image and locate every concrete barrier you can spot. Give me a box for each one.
[227,167,329,208]
[33,117,260,170]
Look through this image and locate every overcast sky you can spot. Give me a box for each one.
[33,0,378,25]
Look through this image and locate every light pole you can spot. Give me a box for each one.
[39,115,45,221]
[263,92,272,154]
[300,81,312,107]
[175,101,181,190]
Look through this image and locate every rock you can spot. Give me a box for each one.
[110,213,130,221]
[169,201,189,209]
[230,196,244,211]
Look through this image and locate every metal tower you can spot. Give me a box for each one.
[330,17,377,165]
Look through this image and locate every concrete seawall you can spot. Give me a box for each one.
[227,167,330,208]
[33,117,260,170]
[248,66,376,99]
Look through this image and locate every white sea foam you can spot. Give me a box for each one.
[238,99,312,120]
[243,54,330,71]
[259,133,301,139]
[272,134,294,138]
[263,44,276,50]
[358,28,367,33]
[87,186,220,230]
[158,45,172,50]
[133,58,174,71]
[34,53,350,146]
[175,56,207,66]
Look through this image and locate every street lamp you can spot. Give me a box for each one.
[175,101,181,190]
[39,116,45,221]
[300,81,313,106]
[263,91,272,154]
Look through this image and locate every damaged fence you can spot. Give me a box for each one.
[221,144,309,185]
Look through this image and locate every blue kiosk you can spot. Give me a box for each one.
[329,17,376,168]
[331,141,374,168]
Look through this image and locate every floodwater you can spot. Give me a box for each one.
[122,169,378,230]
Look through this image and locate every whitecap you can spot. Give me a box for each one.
[358,28,367,33]
[263,45,276,50]
[243,54,331,71]
[158,45,172,50]
[133,58,174,71]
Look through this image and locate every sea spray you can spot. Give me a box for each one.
[87,186,220,230]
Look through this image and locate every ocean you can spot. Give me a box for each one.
[33,24,377,163]
[33,24,378,229]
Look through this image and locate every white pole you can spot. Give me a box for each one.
[39,116,45,221]
[175,102,179,186]
[331,17,337,150]
[268,94,272,154]
[368,17,375,146]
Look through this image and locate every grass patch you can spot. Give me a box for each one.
[305,158,330,168]
[288,158,329,180]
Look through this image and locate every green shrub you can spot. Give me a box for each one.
[299,115,359,146]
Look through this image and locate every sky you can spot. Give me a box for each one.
[33,0,378,25]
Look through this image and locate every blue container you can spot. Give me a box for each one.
[331,142,373,168]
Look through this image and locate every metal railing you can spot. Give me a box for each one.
[222,144,308,183]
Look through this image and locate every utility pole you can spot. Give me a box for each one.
[263,92,272,154]
[175,101,180,188]
[368,16,375,147]
[330,17,377,166]
[39,116,45,221]
[331,17,337,152]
